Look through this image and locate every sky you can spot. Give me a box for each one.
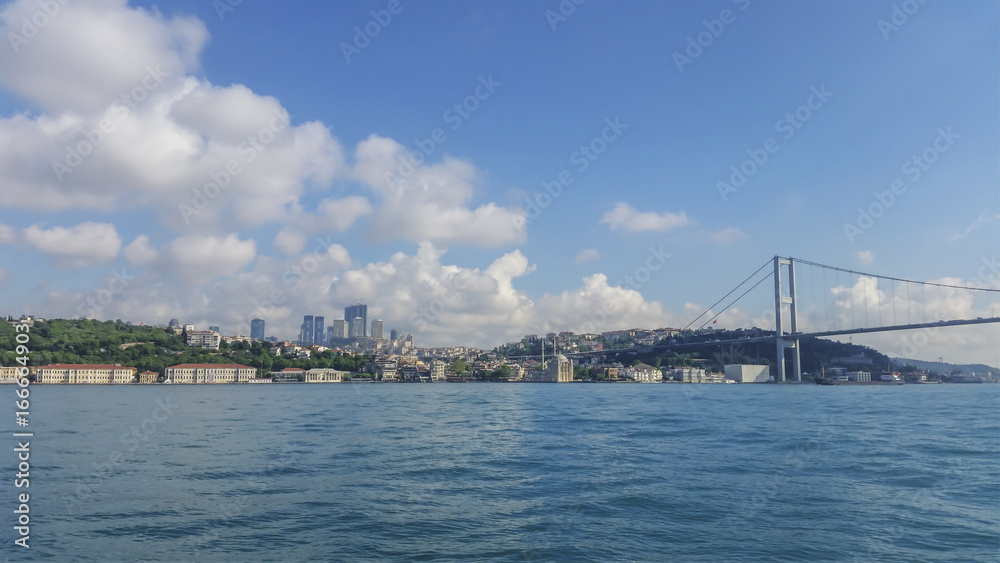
[0,0,997,365]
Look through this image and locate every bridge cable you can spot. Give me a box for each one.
[793,258,1000,293]
[697,271,774,331]
[681,258,773,331]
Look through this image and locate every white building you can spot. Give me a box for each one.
[186,330,221,350]
[36,364,136,384]
[430,360,447,382]
[846,370,872,382]
[165,363,256,383]
[621,363,662,383]
[304,369,346,383]
[724,364,771,383]
[668,367,707,382]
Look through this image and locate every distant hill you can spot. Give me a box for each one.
[890,357,998,376]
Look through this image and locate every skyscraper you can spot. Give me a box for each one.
[371,319,384,340]
[344,304,367,337]
[390,328,400,341]
[332,319,348,339]
[250,318,265,340]
[350,316,364,338]
[300,315,314,345]
[313,316,325,345]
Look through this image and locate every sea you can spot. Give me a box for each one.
[1,383,997,562]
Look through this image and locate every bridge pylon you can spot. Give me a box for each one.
[774,256,802,382]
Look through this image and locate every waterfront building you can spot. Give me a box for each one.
[430,359,447,382]
[371,319,384,340]
[37,364,136,384]
[304,369,346,383]
[345,304,368,337]
[272,368,304,382]
[723,364,770,383]
[0,366,23,383]
[528,355,573,382]
[377,360,398,381]
[138,370,159,383]
[250,318,266,340]
[621,363,662,383]
[164,363,256,383]
[186,330,221,350]
[846,370,872,382]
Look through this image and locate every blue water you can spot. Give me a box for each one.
[1,383,998,561]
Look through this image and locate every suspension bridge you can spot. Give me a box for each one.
[672,256,1000,382]
[519,256,1000,382]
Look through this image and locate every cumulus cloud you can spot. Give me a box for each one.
[274,228,307,255]
[574,248,601,263]
[855,250,875,266]
[600,202,690,232]
[23,222,121,267]
[352,135,526,247]
[124,234,158,265]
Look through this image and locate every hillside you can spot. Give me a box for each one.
[890,357,998,376]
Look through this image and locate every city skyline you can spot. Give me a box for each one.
[0,1,996,365]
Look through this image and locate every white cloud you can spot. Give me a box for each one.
[274,228,307,255]
[0,0,203,113]
[703,227,746,245]
[0,223,14,244]
[160,233,257,285]
[124,235,158,265]
[855,250,875,266]
[352,135,526,247]
[945,209,1000,242]
[600,202,690,232]
[574,248,601,263]
[23,222,121,267]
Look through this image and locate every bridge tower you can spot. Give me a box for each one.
[773,256,802,382]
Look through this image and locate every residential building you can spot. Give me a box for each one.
[377,360,398,381]
[622,363,661,383]
[345,304,368,337]
[371,319,384,340]
[304,368,346,383]
[37,364,136,384]
[430,359,447,382]
[671,367,709,383]
[164,363,256,383]
[250,318,265,340]
[186,330,221,350]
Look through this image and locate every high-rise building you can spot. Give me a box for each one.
[209,325,220,334]
[350,316,364,338]
[390,328,401,341]
[332,319,348,339]
[371,319,384,340]
[250,318,265,340]
[300,315,314,345]
[168,319,180,328]
[344,304,368,337]
[313,316,325,345]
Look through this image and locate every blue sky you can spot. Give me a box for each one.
[0,0,997,364]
